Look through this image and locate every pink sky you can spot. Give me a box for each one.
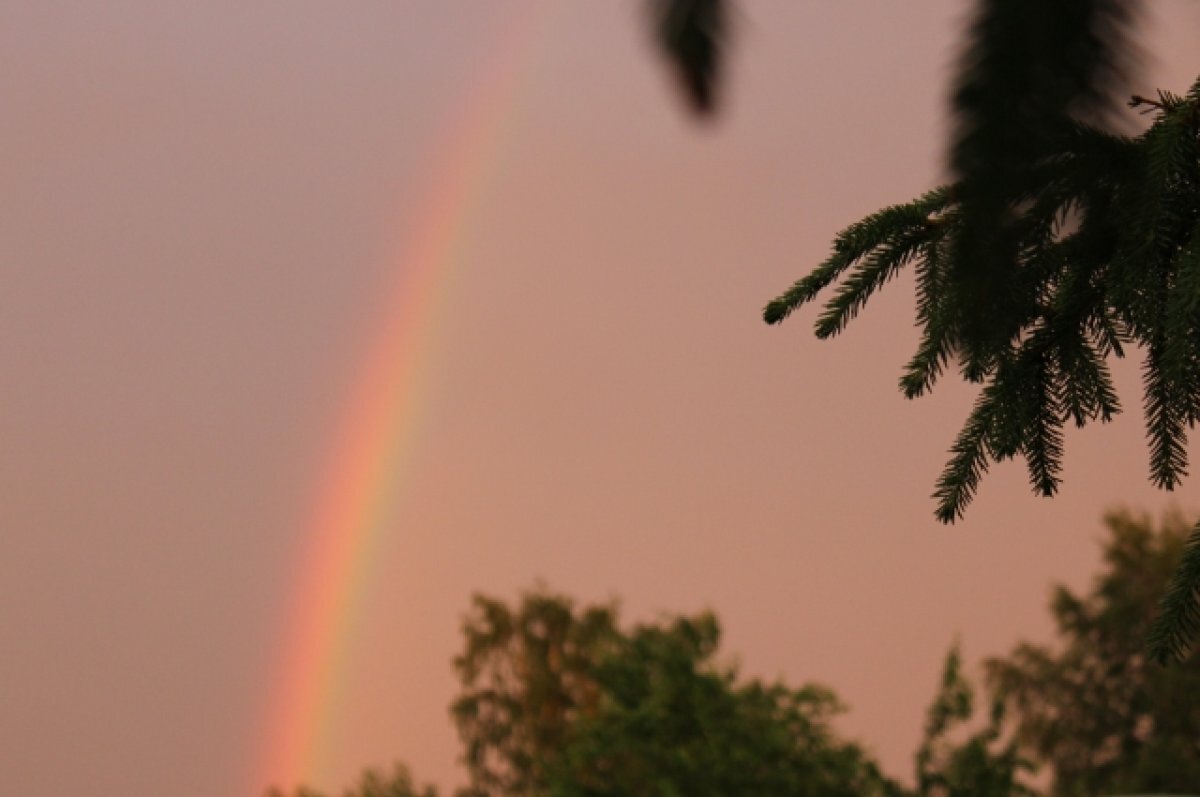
[3,3,1199,795]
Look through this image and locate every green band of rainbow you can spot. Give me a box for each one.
[252,4,553,792]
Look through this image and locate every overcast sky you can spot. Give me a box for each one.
[3,2,1199,795]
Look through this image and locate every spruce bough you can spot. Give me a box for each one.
[765,77,1200,663]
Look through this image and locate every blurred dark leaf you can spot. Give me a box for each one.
[649,0,728,116]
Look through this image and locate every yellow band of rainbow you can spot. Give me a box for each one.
[252,3,555,792]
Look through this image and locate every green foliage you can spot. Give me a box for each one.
[915,644,1037,797]
[451,591,622,797]
[451,588,898,797]
[546,614,900,797]
[986,510,1200,795]
[270,590,897,797]
[1148,520,1200,661]
[265,763,439,797]
[273,541,1200,797]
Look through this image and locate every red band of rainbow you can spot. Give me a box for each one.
[252,4,554,792]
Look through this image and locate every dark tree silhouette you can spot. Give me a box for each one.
[987,511,1200,794]
[652,0,1200,662]
[451,589,902,797]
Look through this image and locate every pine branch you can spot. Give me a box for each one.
[1148,518,1200,663]
[763,188,951,325]
[1143,341,1190,489]
[764,76,1199,525]
[979,356,1029,463]
[1019,357,1065,497]
[1113,105,1197,338]
[1086,310,1127,359]
[901,237,956,398]
[814,227,930,338]
[1163,219,1200,425]
[900,321,956,399]
[763,258,854,325]
[832,187,953,260]
[1129,90,1186,115]
[1058,336,1121,426]
[934,389,998,523]
[1046,260,1122,425]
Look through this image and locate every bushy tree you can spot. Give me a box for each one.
[266,762,438,797]
[450,591,622,797]
[986,510,1200,795]
[275,543,1200,797]
[270,590,898,797]
[451,588,898,797]
[546,613,900,797]
[915,645,1036,797]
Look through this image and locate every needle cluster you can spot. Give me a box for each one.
[765,75,1200,660]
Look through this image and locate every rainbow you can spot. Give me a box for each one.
[253,4,554,792]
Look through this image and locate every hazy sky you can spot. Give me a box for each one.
[4,3,1199,796]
